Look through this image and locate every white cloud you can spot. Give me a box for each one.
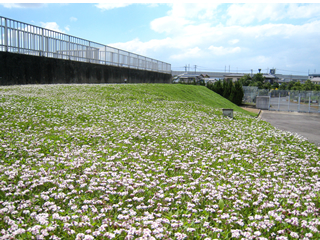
[1,3,46,8]
[70,17,77,22]
[170,47,202,60]
[108,3,320,73]
[287,3,320,19]
[150,16,191,34]
[40,22,64,32]
[229,39,239,45]
[109,37,173,56]
[226,3,320,26]
[150,3,220,35]
[95,3,133,10]
[166,3,220,20]
[208,46,241,55]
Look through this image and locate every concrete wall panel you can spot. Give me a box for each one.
[0,52,171,85]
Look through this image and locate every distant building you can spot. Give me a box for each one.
[172,73,218,85]
[309,74,320,85]
[171,70,309,84]
[223,73,245,82]
[311,77,320,85]
[263,74,278,84]
[223,72,278,84]
[173,73,202,84]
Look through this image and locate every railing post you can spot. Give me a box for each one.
[128,52,130,68]
[17,25,20,53]
[4,17,8,52]
[298,93,301,112]
[40,28,44,56]
[278,91,280,111]
[118,49,120,67]
[68,35,70,60]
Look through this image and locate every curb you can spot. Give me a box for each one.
[256,109,262,118]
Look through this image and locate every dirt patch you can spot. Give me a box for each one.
[240,106,261,115]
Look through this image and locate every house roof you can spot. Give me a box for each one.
[309,74,320,77]
[311,77,320,82]
[178,73,202,78]
[223,73,245,77]
[263,74,277,79]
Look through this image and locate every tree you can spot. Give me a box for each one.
[239,74,252,86]
[272,82,279,89]
[223,80,233,99]
[292,82,302,91]
[262,82,272,90]
[302,79,314,91]
[248,73,265,89]
[213,80,223,96]
[229,81,244,105]
[287,81,295,90]
[279,83,287,90]
[207,79,244,106]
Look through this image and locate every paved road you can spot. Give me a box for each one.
[260,110,320,147]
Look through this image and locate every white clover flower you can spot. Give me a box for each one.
[290,232,299,238]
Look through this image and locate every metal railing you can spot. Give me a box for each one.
[0,16,171,74]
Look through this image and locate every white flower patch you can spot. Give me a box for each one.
[0,84,319,239]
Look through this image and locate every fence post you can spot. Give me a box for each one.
[308,94,311,113]
[298,93,301,112]
[278,91,280,111]
[67,35,70,60]
[4,17,8,52]
[288,94,290,111]
[118,49,120,67]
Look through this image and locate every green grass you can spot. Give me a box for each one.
[83,84,256,117]
[0,83,318,240]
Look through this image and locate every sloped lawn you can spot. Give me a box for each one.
[0,84,319,240]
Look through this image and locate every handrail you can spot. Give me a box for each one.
[0,16,171,74]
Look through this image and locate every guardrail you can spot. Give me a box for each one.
[0,16,171,74]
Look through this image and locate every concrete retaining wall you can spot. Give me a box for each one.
[0,52,172,85]
[256,96,270,110]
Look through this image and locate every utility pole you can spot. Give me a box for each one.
[194,65,197,73]
[229,65,230,73]
[185,65,188,73]
[251,69,253,77]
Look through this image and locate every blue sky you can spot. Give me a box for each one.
[1,2,320,75]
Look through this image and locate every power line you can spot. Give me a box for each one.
[275,68,308,75]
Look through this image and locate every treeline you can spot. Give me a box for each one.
[207,80,244,106]
[239,73,320,91]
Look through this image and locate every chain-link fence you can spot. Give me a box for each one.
[243,86,320,113]
[242,86,258,104]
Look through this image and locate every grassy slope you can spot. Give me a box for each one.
[85,84,256,117]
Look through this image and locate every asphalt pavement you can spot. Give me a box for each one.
[259,110,320,147]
